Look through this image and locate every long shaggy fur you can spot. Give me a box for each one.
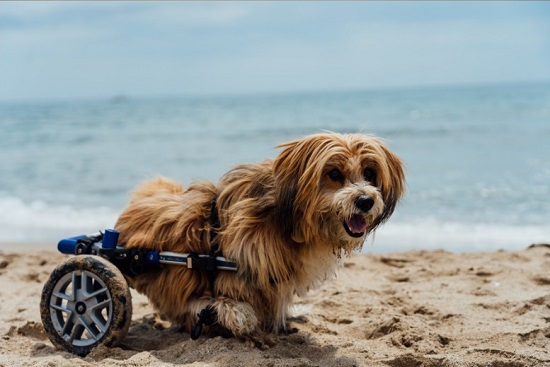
[115,133,405,344]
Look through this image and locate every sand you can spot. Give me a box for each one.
[1,244,549,367]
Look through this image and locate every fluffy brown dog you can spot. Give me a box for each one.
[115,133,405,345]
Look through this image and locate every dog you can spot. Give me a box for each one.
[114,132,405,346]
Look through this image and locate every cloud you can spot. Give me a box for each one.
[0,2,549,101]
[129,3,251,28]
[180,17,550,93]
[0,2,250,29]
[336,19,550,87]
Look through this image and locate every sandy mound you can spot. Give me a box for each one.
[1,244,549,366]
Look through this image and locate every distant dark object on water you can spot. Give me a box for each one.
[110,95,129,104]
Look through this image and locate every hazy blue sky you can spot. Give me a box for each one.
[1,2,549,101]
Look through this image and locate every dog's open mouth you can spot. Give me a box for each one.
[343,214,368,238]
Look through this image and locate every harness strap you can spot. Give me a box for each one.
[191,196,222,339]
[190,305,216,340]
[207,197,221,295]
[209,197,221,251]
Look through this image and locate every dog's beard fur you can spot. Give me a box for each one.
[115,133,405,344]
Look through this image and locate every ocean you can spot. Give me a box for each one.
[1,82,549,253]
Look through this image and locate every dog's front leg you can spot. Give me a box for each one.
[188,296,257,333]
[211,297,275,349]
[211,296,258,335]
[188,296,270,345]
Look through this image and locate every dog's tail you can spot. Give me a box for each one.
[130,176,185,202]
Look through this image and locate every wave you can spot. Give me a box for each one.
[1,197,548,253]
[0,196,120,243]
[363,218,550,253]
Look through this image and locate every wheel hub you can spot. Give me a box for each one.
[75,302,87,315]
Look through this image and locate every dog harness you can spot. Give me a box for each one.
[190,196,234,340]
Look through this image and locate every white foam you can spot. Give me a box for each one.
[1,196,548,253]
[363,218,550,253]
[0,196,119,242]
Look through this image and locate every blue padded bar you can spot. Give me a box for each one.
[57,235,87,254]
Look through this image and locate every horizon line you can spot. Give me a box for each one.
[1,79,549,105]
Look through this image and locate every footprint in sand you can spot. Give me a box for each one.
[0,254,16,273]
[531,276,550,286]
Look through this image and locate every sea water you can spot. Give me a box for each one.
[1,82,549,252]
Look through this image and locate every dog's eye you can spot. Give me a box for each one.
[328,168,344,183]
[363,168,376,182]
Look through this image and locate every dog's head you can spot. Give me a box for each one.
[273,133,405,252]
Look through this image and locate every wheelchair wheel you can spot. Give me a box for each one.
[40,255,132,356]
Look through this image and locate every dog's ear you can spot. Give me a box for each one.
[273,172,299,241]
[369,141,406,231]
[272,136,328,243]
[272,139,302,242]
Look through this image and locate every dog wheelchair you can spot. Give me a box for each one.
[40,229,237,356]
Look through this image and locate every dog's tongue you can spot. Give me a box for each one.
[346,214,367,234]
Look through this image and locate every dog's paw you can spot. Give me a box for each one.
[142,313,171,330]
[240,332,276,350]
[213,297,259,335]
[280,326,299,335]
[153,313,172,330]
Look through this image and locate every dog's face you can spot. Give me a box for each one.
[273,133,405,252]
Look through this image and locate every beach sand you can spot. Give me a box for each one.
[1,244,549,367]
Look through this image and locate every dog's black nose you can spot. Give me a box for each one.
[355,196,374,213]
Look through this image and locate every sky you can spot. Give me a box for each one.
[1,2,549,101]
